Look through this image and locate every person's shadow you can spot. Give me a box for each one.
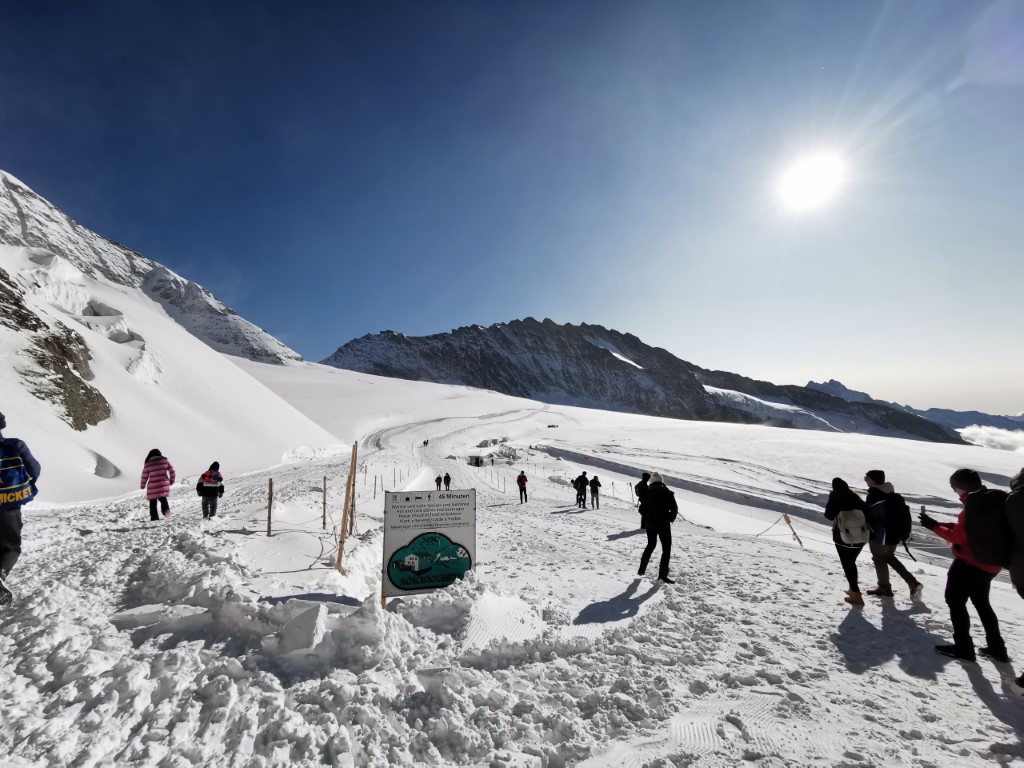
[964,662,1024,756]
[573,579,659,625]
[607,529,645,541]
[830,601,944,680]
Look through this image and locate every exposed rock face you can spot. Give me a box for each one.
[324,319,966,444]
[0,171,300,364]
[326,318,751,423]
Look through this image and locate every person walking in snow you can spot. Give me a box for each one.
[196,462,225,519]
[574,472,588,508]
[517,471,528,503]
[823,477,870,606]
[863,470,922,599]
[589,476,602,509]
[443,472,451,490]
[635,472,651,529]
[920,469,1008,663]
[638,473,678,583]
[141,449,176,521]
[0,412,41,605]
[435,475,443,491]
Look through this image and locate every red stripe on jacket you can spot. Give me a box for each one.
[932,508,1001,574]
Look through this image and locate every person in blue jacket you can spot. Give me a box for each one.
[0,412,41,605]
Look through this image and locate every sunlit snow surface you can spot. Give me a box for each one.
[3,355,1024,766]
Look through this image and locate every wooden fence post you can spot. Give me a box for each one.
[266,478,273,537]
[322,476,327,529]
[336,441,359,572]
[782,513,804,547]
[374,474,377,499]
[349,442,358,535]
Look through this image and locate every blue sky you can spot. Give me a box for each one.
[2,1,1022,412]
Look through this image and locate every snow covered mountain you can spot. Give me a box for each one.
[0,171,334,502]
[323,320,966,444]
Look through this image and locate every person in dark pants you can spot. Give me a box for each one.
[196,462,225,518]
[589,475,602,509]
[920,469,1008,663]
[638,472,678,583]
[823,477,869,606]
[435,475,443,490]
[140,449,176,520]
[443,473,451,490]
[517,471,528,503]
[0,412,41,605]
[574,472,588,508]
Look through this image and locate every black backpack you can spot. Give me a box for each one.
[965,489,1012,567]
[885,493,913,543]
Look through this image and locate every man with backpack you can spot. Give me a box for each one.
[589,475,601,509]
[574,472,588,508]
[637,472,678,583]
[0,412,41,605]
[516,471,528,503]
[919,468,1008,663]
[823,477,870,606]
[863,470,923,599]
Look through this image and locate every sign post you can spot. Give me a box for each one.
[382,488,476,599]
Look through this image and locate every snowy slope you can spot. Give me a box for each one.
[0,245,338,502]
[3,363,1024,766]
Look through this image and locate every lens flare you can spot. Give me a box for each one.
[777,152,847,213]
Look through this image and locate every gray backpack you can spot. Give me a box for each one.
[837,508,871,545]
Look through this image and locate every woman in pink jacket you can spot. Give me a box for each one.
[140,448,176,521]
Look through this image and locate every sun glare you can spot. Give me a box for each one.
[777,152,847,213]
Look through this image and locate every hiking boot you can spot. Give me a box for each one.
[866,587,895,597]
[980,647,1011,664]
[844,591,864,606]
[658,576,675,584]
[909,581,924,600]
[935,644,977,662]
[0,573,12,606]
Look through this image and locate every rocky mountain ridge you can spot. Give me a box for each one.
[324,319,966,444]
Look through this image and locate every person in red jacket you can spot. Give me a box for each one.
[919,468,1007,663]
[140,448,176,521]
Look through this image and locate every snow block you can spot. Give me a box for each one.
[278,603,327,653]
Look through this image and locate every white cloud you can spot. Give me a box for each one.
[958,425,1024,453]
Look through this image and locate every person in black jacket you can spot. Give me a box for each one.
[823,477,870,606]
[864,469,922,599]
[637,473,678,583]
[443,473,451,490]
[589,476,602,509]
[574,472,588,508]
[196,462,225,519]
[0,412,41,605]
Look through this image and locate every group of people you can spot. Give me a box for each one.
[434,473,452,491]
[825,466,1024,676]
[572,471,602,509]
[0,412,226,605]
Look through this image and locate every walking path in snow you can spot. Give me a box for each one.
[4,407,1024,766]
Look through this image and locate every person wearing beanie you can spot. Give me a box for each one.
[863,469,922,599]
[823,477,870,606]
[635,472,652,529]
[196,461,225,518]
[919,468,1008,663]
[0,412,41,605]
[637,472,678,584]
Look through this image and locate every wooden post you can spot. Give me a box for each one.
[266,478,273,537]
[629,484,635,504]
[336,442,358,572]
[374,474,377,499]
[394,467,396,485]
[322,476,327,529]
[349,442,358,535]
[782,513,804,547]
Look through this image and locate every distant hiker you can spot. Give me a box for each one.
[443,473,451,490]
[1007,468,1024,599]
[589,476,602,509]
[196,462,225,519]
[920,469,1008,663]
[435,475,443,491]
[863,470,922,599]
[637,472,678,583]
[823,477,871,606]
[574,472,588,508]
[491,457,494,466]
[0,412,41,605]
[635,472,651,528]
[517,471,528,503]
[141,449,176,521]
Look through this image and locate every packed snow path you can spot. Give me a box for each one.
[4,408,1024,766]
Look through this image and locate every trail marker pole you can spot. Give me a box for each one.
[336,442,358,572]
[322,476,327,529]
[783,513,804,547]
[374,475,377,499]
[266,478,273,537]
[349,443,359,535]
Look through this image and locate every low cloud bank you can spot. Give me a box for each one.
[959,425,1024,453]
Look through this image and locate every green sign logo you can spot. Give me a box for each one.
[387,532,472,591]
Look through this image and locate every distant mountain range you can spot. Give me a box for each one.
[323,320,967,445]
[807,379,1024,432]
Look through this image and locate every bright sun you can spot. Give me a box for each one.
[777,152,847,213]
